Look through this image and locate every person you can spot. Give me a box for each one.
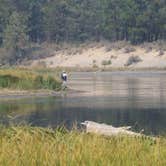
[61,71,68,89]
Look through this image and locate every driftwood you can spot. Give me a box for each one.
[81,121,143,137]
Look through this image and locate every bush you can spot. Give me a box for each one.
[92,60,98,68]
[105,46,112,52]
[158,50,164,56]
[145,47,152,53]
[101,60,112,66]
[110,55,117,59]
[111,41,129,50]
[50,61,54,65]
[125,56,142,66]
[124,47,136,53]
[0,75,19,88]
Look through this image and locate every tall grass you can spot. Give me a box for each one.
[0,68,61,90]
[0,126,165,166]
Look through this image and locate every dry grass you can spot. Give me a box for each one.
[0,126,165,166]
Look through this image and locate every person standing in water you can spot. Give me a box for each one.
[61,71,68,90]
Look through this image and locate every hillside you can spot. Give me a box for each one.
[29,41,166,70]
[0,0,165,65]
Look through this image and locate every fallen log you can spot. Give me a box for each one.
[81,121,143,137]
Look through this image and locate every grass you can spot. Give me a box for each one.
[0,68,61,90]
[0,126,165,166]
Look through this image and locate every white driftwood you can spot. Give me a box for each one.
[81,121,142,137]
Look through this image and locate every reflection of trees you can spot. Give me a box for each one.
[159,77,166,108]
[127,77,139,108]
[0,98,50,125]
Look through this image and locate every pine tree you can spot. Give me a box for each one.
[3,11,28,62]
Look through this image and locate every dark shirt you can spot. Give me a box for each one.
[61,73,67,81]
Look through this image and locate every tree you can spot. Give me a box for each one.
[0,0,12,45]
[0,0,165,52]
[3,11,28,63]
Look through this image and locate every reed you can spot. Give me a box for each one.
[0,68,61,90]
[0,126,165,166]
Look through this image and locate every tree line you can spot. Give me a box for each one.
[0,0,165,63]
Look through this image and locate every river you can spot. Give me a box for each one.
[1,71,166,135]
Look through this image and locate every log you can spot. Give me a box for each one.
[81,121,143,137]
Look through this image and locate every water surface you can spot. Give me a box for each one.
[1,71,166,135]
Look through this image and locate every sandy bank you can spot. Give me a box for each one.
[30,41,166,70]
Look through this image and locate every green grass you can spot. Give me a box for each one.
[0,126,165,166]
[0,68,61,90]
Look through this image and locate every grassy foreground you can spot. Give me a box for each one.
[0,68,61,90]
[0,127,165,166]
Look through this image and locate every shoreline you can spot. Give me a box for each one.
[0,90,60,100]
[0,88,85,100]
[42,66,166,72]
[1,69,166,99]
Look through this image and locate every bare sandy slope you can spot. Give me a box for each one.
[31,41,166,69]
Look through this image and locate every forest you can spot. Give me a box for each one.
[0,0,165,64]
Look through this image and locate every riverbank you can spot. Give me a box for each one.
[0,88,85,100]
[48,66,166,72]
[0,89,60,99]
[0,126,165,166]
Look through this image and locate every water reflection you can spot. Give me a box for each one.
[1,71,166,135]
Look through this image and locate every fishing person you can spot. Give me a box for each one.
[61,71,68,90]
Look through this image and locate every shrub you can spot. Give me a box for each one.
[50,61,54,65]
[92,60,98,68]
[93,64,98,68]
[111,41,129,50]
[124,47,136,53]
[110,55,117,59]
[145,47,152,53]
[101,60,112,66]
[158,50,164,56]
[105,46,112,52]
[93,60,96,64]
[0,75,19,88]
[125,56,142,66]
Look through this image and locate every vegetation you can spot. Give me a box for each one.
[0,68,61,90]
[102,60,112,67]
[0,0,165,64]
[125,56,142,66]
[0,126,165,166]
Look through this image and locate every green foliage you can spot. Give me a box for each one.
[0,0,12,45]
[0,0,165,64]
[3,12,28,49]
[102,60,112,66]
[0,68,61,90]
[3,11,28,63]
[0,0,165,45]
